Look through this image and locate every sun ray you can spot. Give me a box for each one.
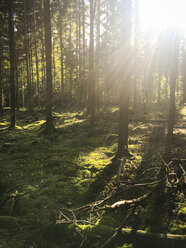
[139,0,186,32]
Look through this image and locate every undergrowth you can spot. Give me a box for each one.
[0,104,185,247]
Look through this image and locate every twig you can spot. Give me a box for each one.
[178,163,186,174]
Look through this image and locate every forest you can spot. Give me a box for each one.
[0,0,186,247]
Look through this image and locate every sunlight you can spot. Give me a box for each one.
[139,0,186,32]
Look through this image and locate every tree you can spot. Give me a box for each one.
[0,23,3,112]
[33,10,40,107]
[89,0,96,126]
[167,32,179,141]
[8,0,16,128]
[44,0,54,130]
[117,0,132,158]
[58,0,64,103]
[182,41,186,103]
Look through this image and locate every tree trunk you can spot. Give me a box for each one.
[15,55,19,110]
[182,46,186,103]
[158,72,161,103]
[167,35,178,141]
[165,73,168,100]
[34,12,40,107]
[44,0,54,129]
[96,0,101,108]
[21,62,25,108]
[82,0,86,103]
[30,47,34,107]
[89,0,96,126]
[8,0,16,128]
[59,2,64,103]
[133,0,139,110]
[76,0,79,81]
[0,38,3,112]
[78,0,83,104]
[24,0,33,110]
[69,20,73,104]
[117,0,132,157]
[52,38,56,91]
[41,25,45,97]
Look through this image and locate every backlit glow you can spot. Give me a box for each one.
[139,0,186,32]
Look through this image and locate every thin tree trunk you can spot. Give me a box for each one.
[24,0,33,110]
[96,0,101,108]
[34,12,40,107]
[0,39,3,111]
[69,19,73,104]
[44,0,54,129]
[182,47,186,103]
[15,55,19,110]
[41,26,45,94]
[165,73,168,101]
[82,0,86,103]
[78,0,82,103]
[59,2,64,102]
[89,0,96,125]
[167,36,178,141]
[52,38,56,91]
[21,62,25,108]
[30,47,34,107]
[8,0,16,128]
[76,0,79,81]
[133,0,139,110]
[158,72,161,103]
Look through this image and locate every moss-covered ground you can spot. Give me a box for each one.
[0,103,185,247]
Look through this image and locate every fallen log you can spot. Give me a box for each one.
[102,227,186,248]
[120,228,186,248]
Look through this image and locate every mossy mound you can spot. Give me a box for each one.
[0,216,19,229]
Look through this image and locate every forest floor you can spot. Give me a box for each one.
[0,103,185,248]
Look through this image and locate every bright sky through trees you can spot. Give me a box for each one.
[139,0,186,31]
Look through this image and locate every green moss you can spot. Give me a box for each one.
[30,223,82,248]
[98,215,120,228]
[178,207,186,220]
[89,224,114,241]
[117,244,133,248]
[170,222,186,234]
[0,216,19,229]
[0,106,184,246]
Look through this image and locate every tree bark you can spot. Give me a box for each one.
[89,0,96,126]
[82,0,86,103]
[167,35,178,141]
[15,54,19,110]
[76,0,79,81]
[182,45,186,103]
[52,38,56,91]
[59,1,64,102]
[8,0,16,128]
[0,37,3,112]
[133,0,139,110]
[44,0,54,129]
[158,72,161,103]
[34,12,40,107]
[117,0,132,157]
[96,0,101,108]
